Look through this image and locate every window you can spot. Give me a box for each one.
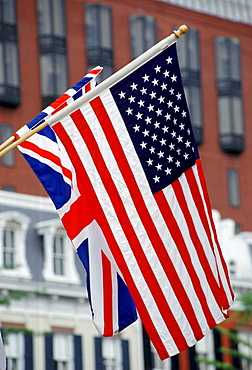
[0,0,20,106]
[0,211,31,278]
[195,333,215,370]
[215,37,244,153]
[45,333,82,370]
[85,4,113,81]
[35,219,80,284]
[0,124,14,167]
[130,16,156,59]
[176,28,203,144]
[238,331,252,370]
[95,337,129,370]
[228,169,240,207]
[4,332,24,370]
[37,0,68,108]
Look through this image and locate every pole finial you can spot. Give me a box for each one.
[173,25,189,39]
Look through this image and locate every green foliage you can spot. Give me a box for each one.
[0,290,33,306]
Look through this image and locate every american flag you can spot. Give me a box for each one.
[22,43,234,359]
[17,66,138,338]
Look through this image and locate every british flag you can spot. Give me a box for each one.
[17,66,138,336]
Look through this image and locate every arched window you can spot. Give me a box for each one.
[0,211,31,278]
[35,219,80,284]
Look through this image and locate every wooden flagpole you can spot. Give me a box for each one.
[0,25,188,158]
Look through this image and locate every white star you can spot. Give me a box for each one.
[151,134,158,141]
[163,70,170,77]
[146,158,153,166]
[171,74,177,82]
[169,88,174,95]
[165,167,172,175]
[166,56,173,64]
[147,104,154,112]
[164,113,171,121]
[153,175,160,183]
[145,116,152,124]
[151,78,159,86]
[176,148,181,155]
[156,108,162,116]
[157,151,164,158]
[140,141,147,149]
[128,96,135,103]
[169,143,175,150]
[161,83,167,90]
[130,82,138,90]
[133,124,140,132]
[154,121,160,129]
[173,118,177,125]
[149,91,156,99]
[159,138,166,146]
[142,129,149,137]
[138,100,145,107]
[171,131,176,138]
[154,65,161,73]
[183,153,189,160]
[167,155,173,162]
[181,110,187,117]
[162,126,169,133]
[158,96,165,104]
[176,92,182,100]
[175,160,181,167]
[142,74,149,82]
[179,123,185,130]
[149,146,155,154]
[126,107,133,115]
[140,87,147,95]
[174,105,180,113]
[185,140,191,147]
[167,100,173,108]
[135,112,142,120]
[119,91,126,99]
[177,135,183,143]
[156,163,162,171]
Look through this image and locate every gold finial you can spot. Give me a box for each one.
[173,25,189,38]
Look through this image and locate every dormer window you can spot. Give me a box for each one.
[35,219,80,284]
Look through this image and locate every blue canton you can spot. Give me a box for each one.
[111,43,199,194]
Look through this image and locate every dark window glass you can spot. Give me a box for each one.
[176,28,203,144]
[0,124,14,166]
[0,0,20,107]
[37,0,68,108]
[228,169,240,207]
[216,38,244,154]
[85,4,113,81]
[53,234,65,276]
[130,16,156,59]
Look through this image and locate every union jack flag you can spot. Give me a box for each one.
[20,43,234,359]
[17,66,138,336]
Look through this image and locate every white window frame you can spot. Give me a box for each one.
[5,332,24,370]
[102,337,122,370]
[0,211,31,279]
[53,333,74,370]
[35,219,80,284]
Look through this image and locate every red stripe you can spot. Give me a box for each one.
[50,94,70,109]
[70,108,190,351]
[185,164,230,309]
[52,102,68,115]
[20,140,72,181]
[196,161,234,303]
[101,251,114,336]
[84,81,91,92]
[52,121,170,359]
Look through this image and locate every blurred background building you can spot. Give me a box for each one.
[0,0,252,369]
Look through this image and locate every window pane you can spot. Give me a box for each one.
[219,96,231,134]
[52,0,65,37]
[232,96,243,134]
[40,54,54,95]
[0,43,4,84]
[100,6,112,49]
[130,16,156,59]
[37,0,52,35]
[85,5,99,47]
[1,124,14,166]
[3,227,15,267]
[228,169,240,207]
[55,53,68,95]
[2,0,16,24]
[6,41,19,87]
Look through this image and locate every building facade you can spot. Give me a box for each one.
[0,0,252,369]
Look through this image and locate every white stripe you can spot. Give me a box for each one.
[59,112,180,354]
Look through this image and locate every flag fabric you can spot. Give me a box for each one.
[20,42,234,359]
[0,332,6,370]
[17,67,138,337]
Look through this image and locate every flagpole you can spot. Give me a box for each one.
[0,25,188,158]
